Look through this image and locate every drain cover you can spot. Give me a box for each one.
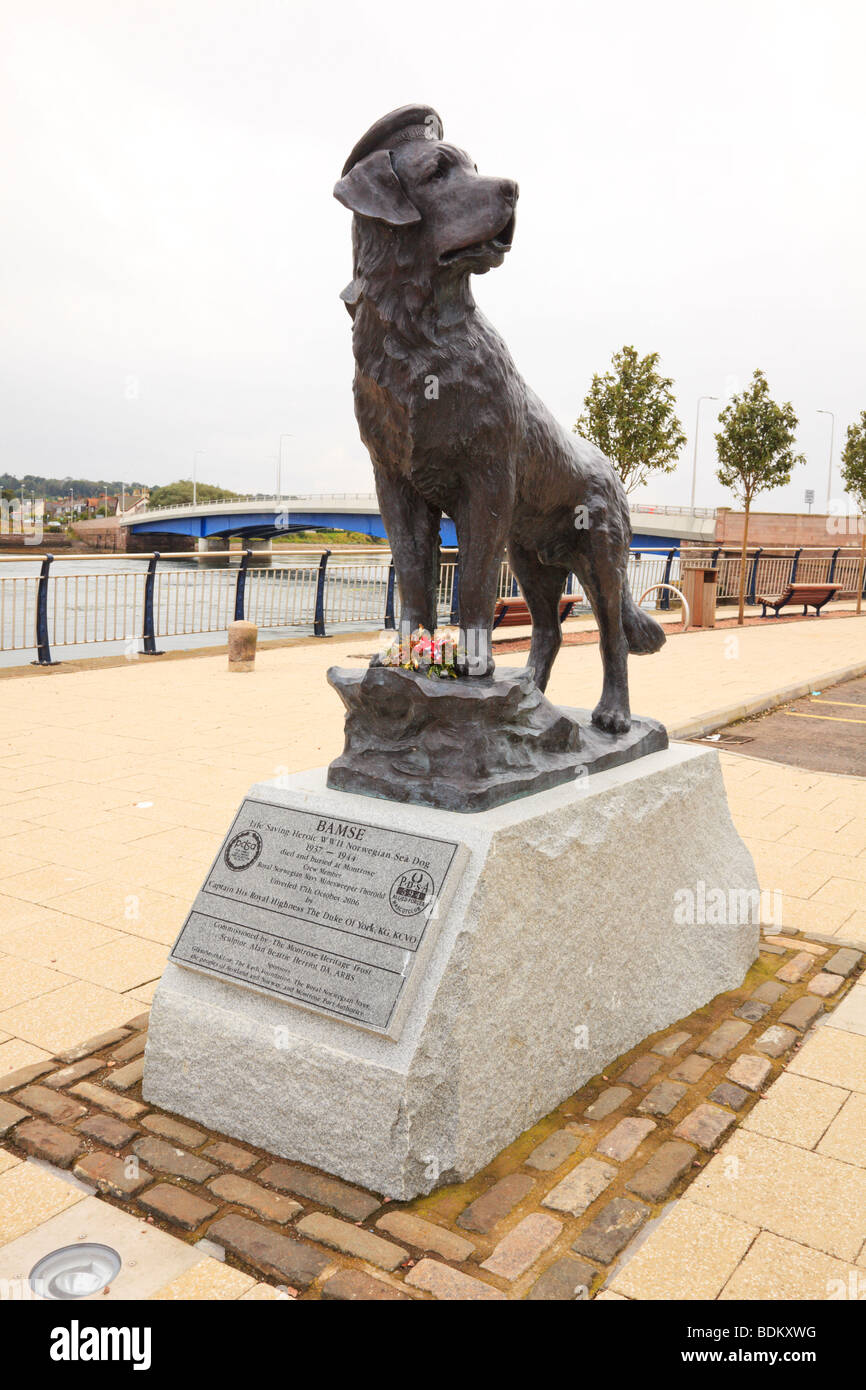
[696,733,755,745]
[29,1243,121,1299]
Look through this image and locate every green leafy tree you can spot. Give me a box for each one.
[841,409,866,614]
[147,480,240,507]
[715,370,804,624]
[573,345,687,494]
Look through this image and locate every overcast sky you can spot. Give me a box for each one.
[2,0,864,512]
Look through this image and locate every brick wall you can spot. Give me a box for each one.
[714,510,864,550]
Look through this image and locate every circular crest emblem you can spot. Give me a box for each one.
[389,869,434,917]
[223,829,263,872]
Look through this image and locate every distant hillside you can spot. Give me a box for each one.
[0,473,152,500]
[147,481,241,507]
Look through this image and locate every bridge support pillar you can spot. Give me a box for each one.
[248,538,273,562]
[196,536,225,554]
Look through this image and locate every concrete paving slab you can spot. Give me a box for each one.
[0,1192,203,1299]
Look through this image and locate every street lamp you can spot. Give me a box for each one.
[690,396,720,511]
[193,451,204,506]
[277,434,293,498]
[817,410,835,512]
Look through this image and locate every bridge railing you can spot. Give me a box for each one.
[1,545,863,666]
[124,493,381,519]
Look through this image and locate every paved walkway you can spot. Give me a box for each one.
[606,974,866,1301]
[0,614,864,1300]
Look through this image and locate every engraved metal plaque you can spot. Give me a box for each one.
[169,796,467,1040]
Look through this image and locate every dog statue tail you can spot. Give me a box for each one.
[622,590,666,654]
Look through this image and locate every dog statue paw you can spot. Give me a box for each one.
[455,653,495,679]
[591,703,632,736]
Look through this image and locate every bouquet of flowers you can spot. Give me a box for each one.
[378,626,462,678]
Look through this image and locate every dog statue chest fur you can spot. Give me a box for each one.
[335,105,665,734]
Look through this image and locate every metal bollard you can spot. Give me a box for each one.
[31,554,59,666]
[228,619,258,672]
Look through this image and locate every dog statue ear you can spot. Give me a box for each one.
[333,150,420,226]
[339,279,364,318]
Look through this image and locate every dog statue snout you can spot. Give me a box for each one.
[501,179,519,205]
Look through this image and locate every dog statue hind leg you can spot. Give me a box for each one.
[572,519,666,733]
[505,538,570,691]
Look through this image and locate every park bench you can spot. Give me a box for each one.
[492,595,578,629]
[757,581,842,618]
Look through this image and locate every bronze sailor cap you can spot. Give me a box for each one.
[341,104,443,177]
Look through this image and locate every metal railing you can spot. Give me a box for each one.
[630,503,718,518]
[49,568,146,647]
[0,572,38,653]
[686,546,866,604]
[1,544,863,667]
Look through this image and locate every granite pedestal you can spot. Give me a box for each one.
[144,743,759,1199]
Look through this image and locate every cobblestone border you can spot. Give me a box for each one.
[0,933,861,1300]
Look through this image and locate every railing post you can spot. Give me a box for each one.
[383,561,396,630]
[141,553,164,655]
[790,547,802,584]
[747,547,763,605]
[313,549,331,637]
[449,563,460,626]
[660,548,675,611]
[31,554,58,666]
[828,547,840,583]
[234,549,252,622]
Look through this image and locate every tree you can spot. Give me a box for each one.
[147,480,240,507]
[715,370,804,624]
[573,345,686,495]
[841,410,866,615]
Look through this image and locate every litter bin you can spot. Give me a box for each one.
[681,565,718,629]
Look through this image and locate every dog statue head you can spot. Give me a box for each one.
[334,105,518,314]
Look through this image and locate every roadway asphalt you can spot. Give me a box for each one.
[696,674,866,778]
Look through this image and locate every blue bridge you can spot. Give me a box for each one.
[122,493,717,552]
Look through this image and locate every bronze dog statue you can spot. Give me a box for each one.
[334,105,664,734]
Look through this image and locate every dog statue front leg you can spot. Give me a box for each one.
[371,472,441,664]
[453,494,510,678]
